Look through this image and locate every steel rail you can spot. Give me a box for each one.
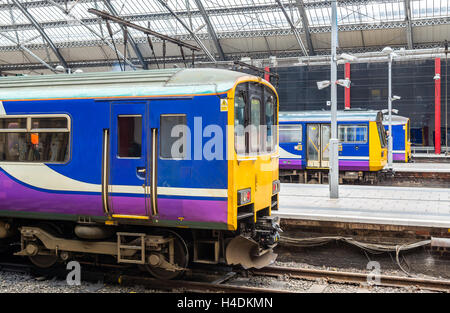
[250,266,450,292]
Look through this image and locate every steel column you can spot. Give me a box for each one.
[387,55,393,168]
[329,0,339,199]
[435,58,441,154]
[345,62,351,109]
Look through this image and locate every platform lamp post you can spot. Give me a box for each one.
[382,46,400,170]
[316,0,357,199]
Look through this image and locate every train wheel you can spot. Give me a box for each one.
[29,254,59,268]
[145,230,189,280]
[28,222,62,268]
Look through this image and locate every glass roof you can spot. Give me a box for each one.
[0,0,447,48]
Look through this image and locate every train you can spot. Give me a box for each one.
[382,115,411,162]
[279,110,388,183]
[0,68,281,279]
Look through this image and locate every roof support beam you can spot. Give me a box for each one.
[0,32,57,72]
[156,0,216,62]
[102,0,147,69]
[404,0,414,49]
[194,0,225,60]
[275,0,308,56]
[295,0,315,55]
[11,0,68,69]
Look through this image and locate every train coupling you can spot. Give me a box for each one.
[225,216,281,269]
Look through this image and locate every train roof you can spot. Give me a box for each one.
[279,110,383,122]
[0,68,256,101]
[382,115,409,125]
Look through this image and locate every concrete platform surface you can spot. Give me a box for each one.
[413,153,450,159]
[392,162,450,172]
[276,183,450,228]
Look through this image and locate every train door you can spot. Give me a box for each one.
[307,124,320,167]
[321,124,331,168]
[148,99,191,220]
[307,124,330,168]
[109,101,150,218]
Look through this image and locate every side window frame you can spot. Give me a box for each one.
[159,114,188,160]
[117,114,143,159]
[0,114,71,164]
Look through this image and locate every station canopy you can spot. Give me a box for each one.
[0,0,448,73]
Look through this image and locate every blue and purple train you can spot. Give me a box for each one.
[0,68,281,278]
[279,110,388,183]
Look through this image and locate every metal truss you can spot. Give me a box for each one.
[102,0,147,69]
[10,0,68,69]
[194,0,226,60]
[1,41,445,72]
[276,0,308,56]
[404,0,413,49]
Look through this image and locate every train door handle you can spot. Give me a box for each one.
[137,167,146,178]
[355,146,359,150]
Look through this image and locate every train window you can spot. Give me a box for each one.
[0,118,27,130]
[160,114,187,159]
[377,122,387,147]
[0,115,70,163]
[234,83,278,156]
[118,115,142,158]
[265,89,277,152]
[250,97,261,153]
[234,92,246,155]
[338,125,367,143]
[280,125,302,143]
[31,117,68,130]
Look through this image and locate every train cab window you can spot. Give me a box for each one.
[160,114,187,159]
[234,83,278,156]
[250,98,261,154]
[265,92,277,152]
[234,92,246,155]
[118,115,142,158]
[0,115,70,163]
[280,125,302,143]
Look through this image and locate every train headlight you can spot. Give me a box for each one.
[272,180,280,195]
[237,188,251,206]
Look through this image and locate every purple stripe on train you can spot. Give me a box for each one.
[279,159,369,171]
[338,160,370,171]
[0,171,228,224]
[279,158,303,169]
[393,153,406,161]
[110,195,228,223]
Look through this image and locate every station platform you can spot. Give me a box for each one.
[392,162,450,173]
[275,184,450,229]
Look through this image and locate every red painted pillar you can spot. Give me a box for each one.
[264,66,270,82]
[344,62,351,109]
[435,58,441,154]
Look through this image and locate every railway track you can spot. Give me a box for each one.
[250,266,450,292]
[1,258,449,293]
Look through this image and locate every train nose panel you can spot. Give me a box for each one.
[225,235,277,269]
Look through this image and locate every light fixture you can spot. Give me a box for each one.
[55,65,65,72]
[336,78,351,88]
[392,95,401,101]
[382,46,393,55]
[317,80,331,90]
[339,53,358,62]
[73,69,83,74]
